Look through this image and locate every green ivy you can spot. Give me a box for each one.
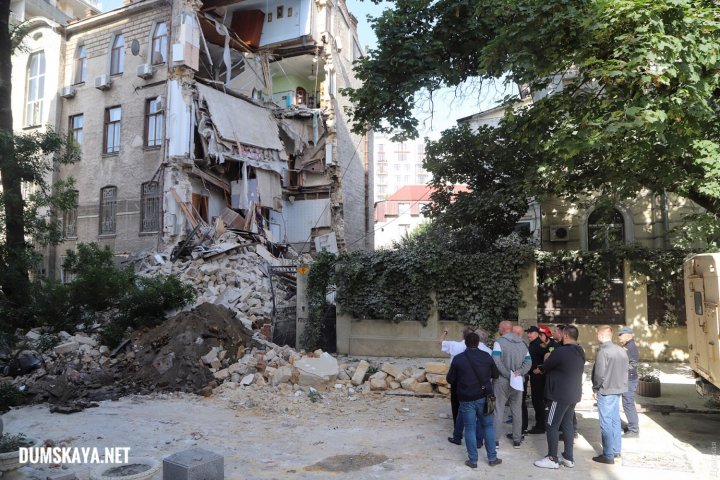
[301,251,337,352]
[304,236,535,349]
[536,246,692,326]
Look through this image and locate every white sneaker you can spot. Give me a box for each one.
[534,456,560,469]
[558,454,575,468]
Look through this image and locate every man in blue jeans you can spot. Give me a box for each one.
[591,325,629,464]
[618,326,640,436]
[447,332,502,468]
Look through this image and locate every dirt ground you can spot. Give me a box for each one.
[2,360,719,480]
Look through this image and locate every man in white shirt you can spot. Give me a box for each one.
[442,327,492,445]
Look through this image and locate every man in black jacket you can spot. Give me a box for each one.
[526,326,549,434]
[533,325,586,469]
[618,326,640,436]
[447,332,502,469]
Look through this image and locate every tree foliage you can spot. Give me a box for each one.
[347,0,720,238]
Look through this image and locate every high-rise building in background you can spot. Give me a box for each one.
[373,133,430,203]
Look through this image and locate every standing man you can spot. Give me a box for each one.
[533,325,586,469]
[492,321,532,448]
[447,332,502,468]
[526,326,548,434]
[440,326,472,445]
[618,326,640,437]
[592,325,629,464]
[512,325,530,436]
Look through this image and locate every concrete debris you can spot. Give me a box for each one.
[351,360,370,386]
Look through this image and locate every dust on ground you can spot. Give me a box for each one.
[2,362,719,480]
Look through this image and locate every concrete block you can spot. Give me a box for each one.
[46,472,77,480]
[53,342,80,355]
[381,363,403,379]
[163,448,224,480]
[424,362,449,375]
[351,360,369,386]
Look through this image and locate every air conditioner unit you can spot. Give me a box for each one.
[155,95,165,110]
[549,225,571,242]
[94,74,111,90]
[136,63,153,79]
[60,86,76,98]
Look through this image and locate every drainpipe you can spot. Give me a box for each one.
[661,190,671,249]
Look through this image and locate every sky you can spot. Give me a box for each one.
[101,0,510,138]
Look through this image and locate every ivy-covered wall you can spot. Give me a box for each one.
[302,242,693,359]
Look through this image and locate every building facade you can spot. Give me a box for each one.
[373,132,430,203]
[11,0,373,279]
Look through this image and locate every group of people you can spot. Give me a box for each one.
[439,321,640,469]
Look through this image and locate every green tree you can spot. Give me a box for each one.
[0,9,78,313]
[347,0,720,241]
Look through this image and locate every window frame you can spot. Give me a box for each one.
[140,181,161,233]
[103,106,122,155]
[74,44,86,85]
[144,98,163,148]
[109,33,125,76]
[99,186,118,235]
[150,22,168,65]
[25,51,45,127]
[68,113,83,147]
[63,190,79,239]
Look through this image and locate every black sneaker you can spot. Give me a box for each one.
[506,433,525,440]
[614,453,622,458]
[489,458,503,467]
[513,441,522,449]
[592,455,615,465]
[496,440,500,447]
[527,427,546,434]
[447,437,462,446]
[465,460,477,469]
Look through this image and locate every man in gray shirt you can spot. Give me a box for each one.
[492,321,532,448]
[591,325,629,464]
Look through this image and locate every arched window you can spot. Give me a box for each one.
[74,45,86,84]
[25,51,45,127]
[110,34,124,75]
[295,86,307,105]
[150,22,167,65]
[587,207,625,250]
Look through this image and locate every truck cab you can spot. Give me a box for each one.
[684,253,720,397]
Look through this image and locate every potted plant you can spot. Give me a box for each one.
[637,366,661,397]
[0,433,37,474]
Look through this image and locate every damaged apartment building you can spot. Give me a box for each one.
[11,0,373,279]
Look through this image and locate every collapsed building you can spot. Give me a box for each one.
[10,0,374,283]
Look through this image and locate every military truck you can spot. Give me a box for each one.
[684,253,720,398]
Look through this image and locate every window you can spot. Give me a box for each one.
[68,114,83,146]
[74,45,86,84]
[295,87,307,105]
[63,191,79,238]
[145,98,163,147]
[140,181,161,232]
[399,203,411,215]
[276,5,284,19]
[151,22,167,65]
[99,186,117,235]
[103,106,121,154]
[110,34,124,75]
[25,51,45,127]
[588,208,625,251]
[60,257,75,285]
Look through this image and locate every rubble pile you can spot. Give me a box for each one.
[133,231,297,331]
